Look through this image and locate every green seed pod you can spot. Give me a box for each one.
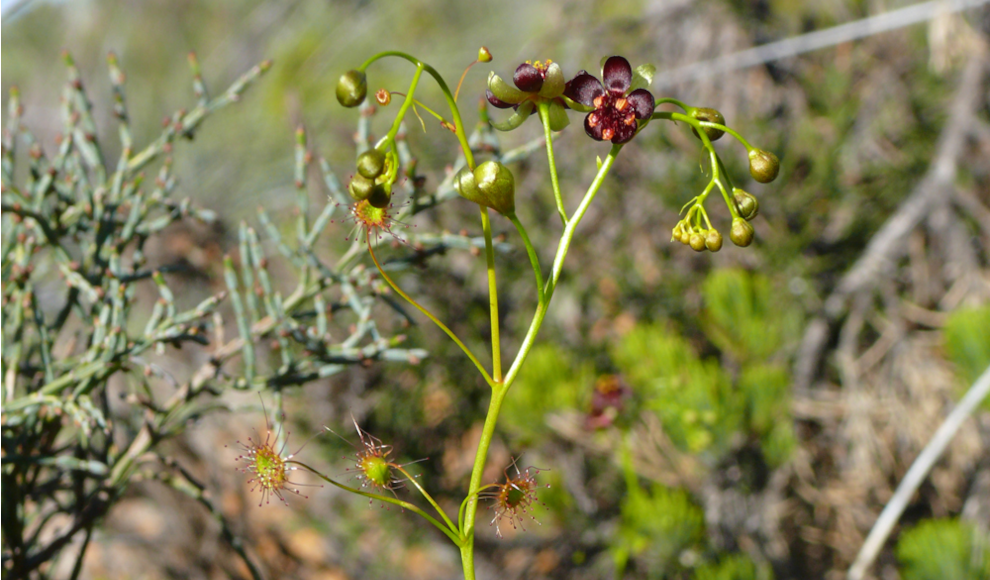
[733,189,759,220]
[690,107,726,142]
[455,161,515,216]
[748,148,779,183]
[336,70,367,108]
[348,174,375,202]
[367,183,392,209]
[729,218,755,247]
[689,233,707,252]
[356,149,387,179]
[706,230,723,252]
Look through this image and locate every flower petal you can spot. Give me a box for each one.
[513,63,544,93]
[490,100,536,132]
[602,56,632,94]
[583,112,605,141]
[564,71,604,107]
[610,121,637,144]
[626,89,655,119]
[538,62,565,98]
[486,89,515,109]
[546,100,570,132]
[487,71,527,105]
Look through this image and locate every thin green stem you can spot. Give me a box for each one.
[657,111,741,220]
[509,214,544,303]
[654,97,689,110]
[367,238,494,387]
[652,110,753,151]
[480,207,502,384]
[537,103,567,226]
[459,144,623,580]
[391,94,448,124]
[459,383,508,580]
[294,462,463,546]
[395,465,460,537]
[385,66,424,144]
[360,51,476,170]
[506,144,622,386]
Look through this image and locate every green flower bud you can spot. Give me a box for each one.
[689,233,707,252]
[706,230,723,252]
[455,161,515,216]
[733,189,759,220]
[336,70,367,108]
[748,148,779,183]
[356,149,387,180]
[348,174,375,202]
[679,228,692,245]
[368,183,392,209]
[478,47,493,63]
[729,218,755,247]
[690,107,726,142]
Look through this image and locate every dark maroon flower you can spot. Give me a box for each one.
[586,374,632,430]
[564,56,655,144]
[486,60,568,132]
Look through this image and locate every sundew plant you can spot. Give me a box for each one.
[234,48,781,580]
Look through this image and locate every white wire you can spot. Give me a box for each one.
[848,363,990,580]
[654,0,990,88]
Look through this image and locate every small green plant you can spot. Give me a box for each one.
[613,451,707,577]
[694,554,774,580]
[944,305,990,409]
[896,518,990,580]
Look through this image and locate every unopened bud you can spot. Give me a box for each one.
[375,89,391,106]
[478,47,493,63]
[690,107,726,142]
[705,230,723,252]
[689,233,707,252]
[729,218,755,247]
[748,148,779,183]
[733,189,759,220]
[336,70,367,108]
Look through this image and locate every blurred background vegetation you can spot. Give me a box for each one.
[3,0,990,579]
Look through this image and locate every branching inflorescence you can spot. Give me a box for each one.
[238,47,779,580]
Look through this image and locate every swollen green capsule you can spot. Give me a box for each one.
[336,70,367,108]
[348,174,375,202]
[748,148,779,183]
[368,184,392,209]
[455,161,515,216]
[356,149,387,180]
[689,107,726,142]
